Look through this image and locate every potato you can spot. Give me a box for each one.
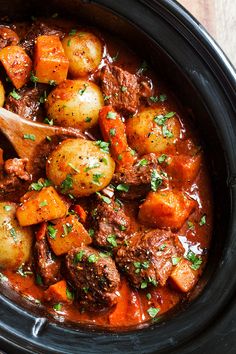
[46,138,115,197]
[45,79,104,131]
[126,107,181,155]
[62,31,103,77]
[0,80,5,107]
[0,202,33,270]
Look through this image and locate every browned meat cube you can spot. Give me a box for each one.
[66,246,120,310]
[116,229,178,288]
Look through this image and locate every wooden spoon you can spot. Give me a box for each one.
[0,107,85,177]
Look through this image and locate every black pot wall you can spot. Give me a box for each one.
[0,1,236,353]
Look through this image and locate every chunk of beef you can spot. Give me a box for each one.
[4,158,30,181]
[0,26,19,50]
[66,246,120,310]
[100,65,151,115]
[5,87,43,121]
[91,196,130,249]
[34,236,61,286]
[115,229,178,288]
[113,153,166,199]
[21,22,65,56]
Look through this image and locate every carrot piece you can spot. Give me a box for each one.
[44,280,73,304]
[99,105,135,169]
[16,186,68,226]
[139,190,196,230]
[34,35,69,84]
[109,279,143,326]
[47,214,92,256]
[0,45,32,89]
[165,154,201,186]
[73,204,87,223]
[169,259,199,292]
[36,222,47,241]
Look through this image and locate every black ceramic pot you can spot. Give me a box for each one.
[0,1,236,353]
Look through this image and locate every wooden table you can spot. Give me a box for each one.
[178,0,236,67]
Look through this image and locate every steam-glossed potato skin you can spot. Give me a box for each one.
[0,202,33,270]
[126,106,181,155]
[46,138,115,197]
[62,31,103,77]
[45,79,104,131]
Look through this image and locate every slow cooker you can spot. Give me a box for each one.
[0,0,236,353]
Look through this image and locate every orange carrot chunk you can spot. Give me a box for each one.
[73,204,87,223]
[16,186,68,226]
[44,280,73,304]
[99,105,135,169]
[34,35,69,84]
[46,214,92,256]
[139,190,196,230]
[169,259,199,292]
[0,45,32,89]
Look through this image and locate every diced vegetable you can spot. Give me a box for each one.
[34,35,69,84]
[109,279,143,326]
[44,280,73,303]
[169,258,199,292]
[46,215,92,256]
[35,222,47,241]
[73,204,87,223]
[165,154,201,185]
[0,46,32,89]
[16,186,68,226]
[99,106,135,169]
[138,190,196,230]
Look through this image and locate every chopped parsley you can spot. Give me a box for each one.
[69,28,77,36]
[146,293,151,300]
[30,71,38,84]
[48,80,57,86]
[172,256,181,266]
[95,140,110,153]
[39,200,48,207]
[36,273,43,286]
[116,184,129,192]
[88,254,99,263]
[147,307,160,318]
[67,39,72,46]
[159,243,167,251]
[85,117,92,123]
[187,221,195,230]
[103,94,111,101]
[158,154,167,164]
[92,173,103,185]
[154,111,175,126]
[39,90,47,104]
[61,174,73,193]
[107,111,117,119]
[186,251,202,270]
[159,94,167,102]
[107,234,117,248]
[78,83,88,95]
[62,223,73,236]
[10,228,17,242]
[47,224,57,239]
[120,85,127,92]
[66,288,74,301]
[88,228,95,237]
[74,250,85,263]
[23,134,35,141]
[109,128,116,137]
[199,215,206,226]
[96,192,112,204]
[68,162,80,173]
[141,281,148,289]
[162,125,173,138]
[10,89,21,100]
[3,205,12,212]
[44,117,54,126]
[149,96,159,103]
[53,303,62,311]
[30,179,51,191]
[137,159,148,167]
[150,170,163,191]
[84,163,100,172]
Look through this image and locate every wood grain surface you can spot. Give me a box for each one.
[178,0,236,67]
